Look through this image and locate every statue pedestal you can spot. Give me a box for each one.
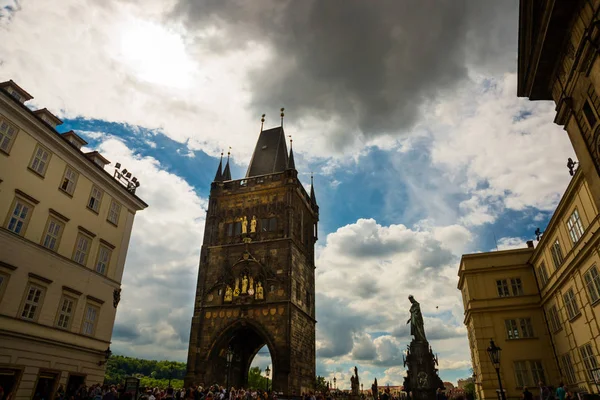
[403,340,444,400]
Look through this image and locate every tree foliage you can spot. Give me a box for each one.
[104,355,186,388]
[315,376,327,393]
[247,367,269,390]
[463,382,476,400]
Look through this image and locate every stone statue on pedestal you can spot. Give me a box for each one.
[350,366,360,399]
[402,295,444,400]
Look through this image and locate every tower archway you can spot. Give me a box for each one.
[203,320,279,390]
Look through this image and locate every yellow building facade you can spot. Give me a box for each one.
[458,168,600,399]
[0,80,147,400]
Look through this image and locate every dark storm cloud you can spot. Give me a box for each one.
[172,0,517,144]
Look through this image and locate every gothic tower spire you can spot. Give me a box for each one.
[287,136,295,169]
[223,149,232,181]
[214,152,223,182]
[310,173,317,205]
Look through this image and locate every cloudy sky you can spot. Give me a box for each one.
[1,0,576,387]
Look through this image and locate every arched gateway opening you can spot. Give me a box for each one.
[204,321,277,390]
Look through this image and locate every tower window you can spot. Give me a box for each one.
[233,221,242,235]
[261,218,278,232]
[583,100,598,128]
[226,223,233,237]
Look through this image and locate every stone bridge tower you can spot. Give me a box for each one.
[185,124,318,395]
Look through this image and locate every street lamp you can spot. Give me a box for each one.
[361,384,363,395]
[333,376,337,390]
[226,347,234,391]
[487,339,506,400]
[265,366,271,392]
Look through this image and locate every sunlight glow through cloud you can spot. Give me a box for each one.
[118,19,196,89]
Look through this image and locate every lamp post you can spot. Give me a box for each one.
[265,366,271,392]
[487,339,506,400]
[361,384,364,395]
[333,377,337,391]
[226,347,234,391]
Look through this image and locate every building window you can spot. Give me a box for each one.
[514,361,530,387]
[511,278,524,296]
[21,284,45,320]
[496,279,510,297]
[561,353,577,385]
[530,361,546,386]
[584,265,600,304]
[580,343,599,381]
[73,233,92,266]
[5,198,33,235]
[564,288,580,320]
[0,118,18,154]
[505,319,520,339]
[513,361,544,388]
[548,305,562,333]
[0,272,9,303]
[95,246,112,275]
[550,239,563,269]
[107,200,121,225]
[261,217,278,232]
[59,166,78,195]
[42,217,64,251]
[583,100,598,128]
[29,144,51,176]
[233,221,242,235]
[226,223,233,237]
[56,296,76,329]
[567,209,585,243]
[82,303,100,336]
[538,262,549,286]
[520,318,534,338]
[88,186,103,213]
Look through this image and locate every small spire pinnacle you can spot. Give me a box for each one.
[280,107,285,127]
[261,114,265,132]
[223,147,232,181]
[287,135,295,169]
[214,152,224,182]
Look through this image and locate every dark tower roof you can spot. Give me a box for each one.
[310,174,317,205]
[246,126,289,177]
[223,154,232,181]
[214,153,223,182]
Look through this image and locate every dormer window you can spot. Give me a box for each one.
[61,131,88,150]
[33,108,62,129]
[85,151,110,169]
[0,80,33,104]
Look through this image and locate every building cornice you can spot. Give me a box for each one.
[0,89,147,210]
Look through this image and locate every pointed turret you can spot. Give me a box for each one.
[287,138,296,170]
[223,151,232,181]
[310,173,317,205]
[214,153,224,182]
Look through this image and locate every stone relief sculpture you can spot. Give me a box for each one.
[242,216,248,234]
[224,286,233,302]
[234,278,240,297]
[248,276,255,296]
[256,282,264,300]
[242,274,248,294]
[251,216,257,233]
[406,295,427,342]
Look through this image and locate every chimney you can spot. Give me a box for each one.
[526,240,534,248]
